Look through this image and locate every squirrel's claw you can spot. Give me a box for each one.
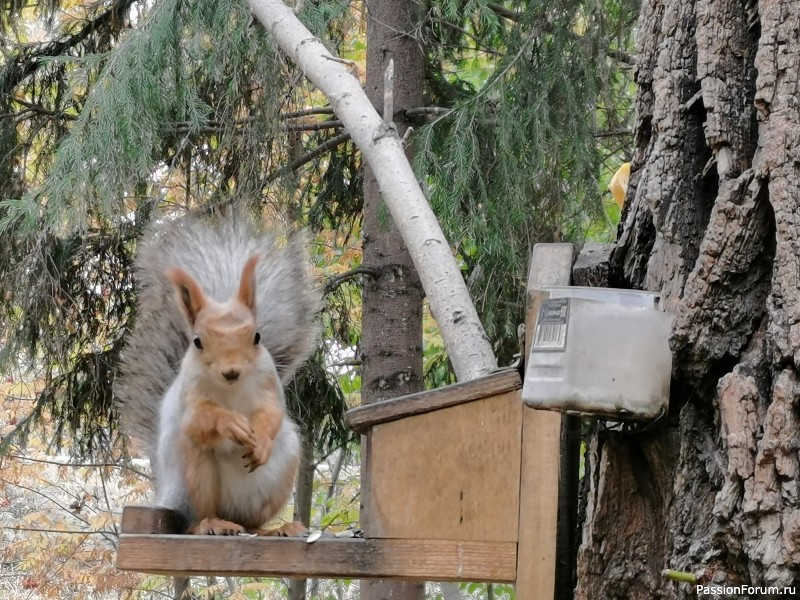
[242,439,272,472]
[190,517,246,536]
[241,454,256,472]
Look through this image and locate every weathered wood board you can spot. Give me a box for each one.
[364,388,523,543]
[117,506,517,582]
[346,369,521,433]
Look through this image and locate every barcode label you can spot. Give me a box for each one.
[533,298,569,351]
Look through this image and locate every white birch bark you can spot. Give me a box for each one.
[247,0,497,381]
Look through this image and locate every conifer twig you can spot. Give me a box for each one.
[608,49,637,66]
[1,96,77,121]
[593,127,633,138]
[265,131,351,183]
[165,117,342,135]
[404,106,451,118]
[488,3,521,21]
[286,120,343,132]
[323,267,380,294]
[284,107,335,118]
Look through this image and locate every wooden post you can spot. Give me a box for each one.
[516,243,573,599]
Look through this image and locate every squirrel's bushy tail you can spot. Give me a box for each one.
[115,215,321,457]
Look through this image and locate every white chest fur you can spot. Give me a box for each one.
[154,364,301,528]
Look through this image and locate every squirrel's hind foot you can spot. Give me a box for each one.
[190,517,246,536]
[249,521,307,537]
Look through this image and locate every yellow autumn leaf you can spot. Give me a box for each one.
[609,162,631,208]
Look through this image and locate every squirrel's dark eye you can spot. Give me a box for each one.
[193,336,203,350]
[253,331,261,346]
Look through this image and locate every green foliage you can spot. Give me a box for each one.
[1,0,58,33]
[2,0,286,234]
[0,226,137,456]
[0,0,359,454]
[287,350,355,456]
[428,582,514,600]
[416,0,638,363]
[301,0,356,46]
[0,0,639,456]
[423,305,458,388]
[307,141,363,232]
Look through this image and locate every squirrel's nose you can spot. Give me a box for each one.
[222,369,240,382]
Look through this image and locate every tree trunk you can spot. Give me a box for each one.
[577,0,799,597]
[360,1,425,599]
[248,0,497,380]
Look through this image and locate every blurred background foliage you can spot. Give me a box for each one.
[0,0,636,454]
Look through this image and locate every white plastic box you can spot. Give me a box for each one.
[521,287,673,421]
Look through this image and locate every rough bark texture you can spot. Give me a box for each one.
[578,0,800,597]
[573,243,613,288]
[360,0,425,598]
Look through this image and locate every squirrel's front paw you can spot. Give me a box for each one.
[217,413,256,448]
[242,438,272,472]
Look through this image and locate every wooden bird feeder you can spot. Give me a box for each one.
[116,244,573,598]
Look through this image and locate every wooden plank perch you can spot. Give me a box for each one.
[117,507,516,582]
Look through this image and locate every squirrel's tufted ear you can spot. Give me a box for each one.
[237,255,260,314]
[166,267,207,327]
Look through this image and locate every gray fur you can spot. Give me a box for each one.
[115,215,321,459]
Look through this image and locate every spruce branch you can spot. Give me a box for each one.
[593,127,633,138]
[488,3,521,21]
[607,49,637,67]
[286,120,342,132]
[404,106,453,123]
[405,106,451,117]
[1,0,138,94]
[165,119,342,135]
[1,96,78,121]
[284,107,334,118]
[429,17,503,56]
[323,267,380,294]
[265,131,351,183]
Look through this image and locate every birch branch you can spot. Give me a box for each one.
[248,0,497,381]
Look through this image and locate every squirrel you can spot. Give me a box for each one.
[116,215,320,535]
